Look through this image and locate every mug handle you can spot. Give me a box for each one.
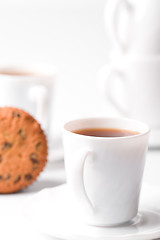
[104,0,133,52]
[71,150,95,211]
[97,64,129,116]
[28,85,48,127]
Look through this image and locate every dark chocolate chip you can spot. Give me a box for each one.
[0,175,10,180]
[18,129,22,134]
[3,174,11,181]
[18,129,26,140]
[14,175,21,184]
[25,174,32,181]
[30,153,39,164]
[2,142,12,150]
[13,111,21,118]
[0,155,2,163]
[35,142,41,150]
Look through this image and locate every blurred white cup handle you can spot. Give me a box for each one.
[71,150,95,212]
[28,85,48,127]
[97,64,129,116]
[105,0,133,53]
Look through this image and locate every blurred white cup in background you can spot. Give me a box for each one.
[104,0,160,55]
[0,64,57,159]
[98,55,160,147]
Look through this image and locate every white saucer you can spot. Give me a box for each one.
[22,184,160,240]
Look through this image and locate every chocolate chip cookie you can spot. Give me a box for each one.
[0,107,48,193]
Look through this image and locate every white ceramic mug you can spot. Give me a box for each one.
[104,0,160,54]
[63,118,149,226]
[98,56,160,146]
[0,64,56,143]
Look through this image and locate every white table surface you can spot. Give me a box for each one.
[0,149,160,240]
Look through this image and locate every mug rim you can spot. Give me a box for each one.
[63,117,150,141]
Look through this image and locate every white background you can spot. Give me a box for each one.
[0,1,159,240]
[0,0,117,139]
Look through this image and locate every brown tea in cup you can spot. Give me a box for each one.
[72,128,139,137]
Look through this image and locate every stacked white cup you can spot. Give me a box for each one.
[99,0,160,147]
